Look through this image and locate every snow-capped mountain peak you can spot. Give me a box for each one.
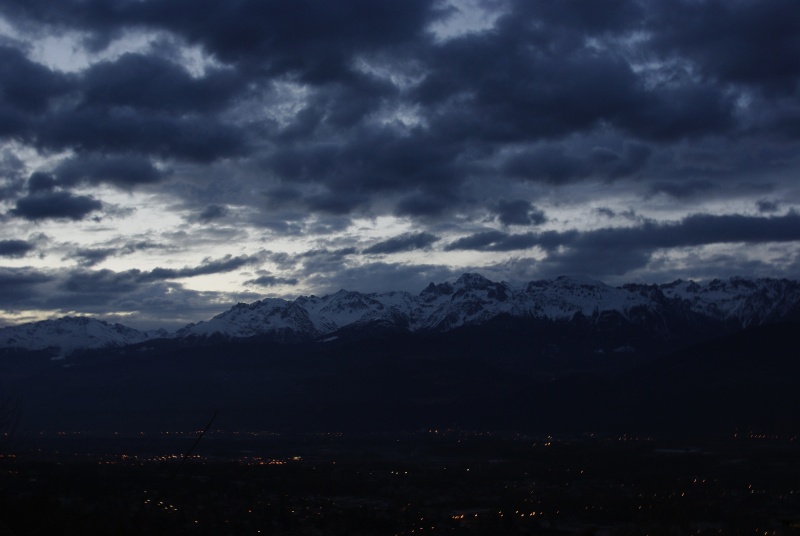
[2,274,799,356]
[0,316,149,358]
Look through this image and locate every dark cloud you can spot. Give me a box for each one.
[65,241,170,268]
[475,212,800,278]
[294,247,358,281]
[138,254,262,283]
[649,180,716,199]
[60,269,142,296]
[68,248,117,267]
[511,0,644,35]
[445,230,514,251]
[394,192,452,218]
[305,216,353,235]
[363,232,439,254]
[0,267,54,305]
[10,190,102,221]
[616,83,736,142]
[0,239,34,258]
[246,274,299,288]
[37,107,246,163]
[647,0,800,95]
[0,46,67,143]
[197,204,228,223]
[119,241,170,257]
[305,190,368,215]
[502,146,590,184]
[80,52,242,113]
[298,247,358,261]
[595,207,616,219]
[502,142,652,184]
[757,199,780,213]
[55,153,167,188]
[263,186,304,208]
[0,0,800,328]
[27,171,57,193]
[0,45,70,116]
[0,149,26,200]
[0,0,443,81]
[268,126,463,198]
[417,14,735,147]
[0,44,247,165]
[0,0,795,225]
[441,212,800,280]
[493,200,546,226]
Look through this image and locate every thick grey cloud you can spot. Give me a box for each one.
[0,267,54,304]
[0,45,70,119]
[0,0,796,214]
[246,274,299,288]
[493,200,546,226]
[0,0,443,75]
[137,254,262,283]
[1,0,800,328]
[0,239,34,258]
[38,107,246,163]
[502,143,652,184]
[68,248,117,267]
[80,52,242,114]
[757,200,780,213]
[26,172,57,193]
[448,213,800,253]
[394,193,453,218]
[0,149,26,200]
[445,230,514,252]
[649,180,716,200]
[363,232,439,254]
[10,190,103,221]
[55,154,167,188]
[447,212,800,278]
[197,205,228,223]
[65,241,170,268]
[647,0,800,95]
[0,45,246,166]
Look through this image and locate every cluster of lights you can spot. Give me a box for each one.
[143,497,179,513]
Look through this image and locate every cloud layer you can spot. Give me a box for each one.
[1,0,799,328]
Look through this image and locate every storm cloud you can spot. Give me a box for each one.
[0,239,34,258]
[0,0,799,328]
[11,191,103,221]
[363,232,440,254]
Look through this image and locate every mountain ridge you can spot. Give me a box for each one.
[2,273,800,357]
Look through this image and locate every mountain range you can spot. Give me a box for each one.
[2,273,800,435]
[3,273,800,358]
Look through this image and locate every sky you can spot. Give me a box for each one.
[0,0,799,330]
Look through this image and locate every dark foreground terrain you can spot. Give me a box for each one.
[4,321,800,436]
[2,431,800,535]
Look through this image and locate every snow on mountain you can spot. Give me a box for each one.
[2,274,799,355]
[173,273,800,341]
[522,275,652,319]
[0,316,150,358]
[657,277,800,326]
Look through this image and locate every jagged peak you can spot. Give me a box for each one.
[4,273,800,354]
[420,281,453,296]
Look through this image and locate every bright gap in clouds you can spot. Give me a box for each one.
[429,0,507,41]
[4,22,220,78]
